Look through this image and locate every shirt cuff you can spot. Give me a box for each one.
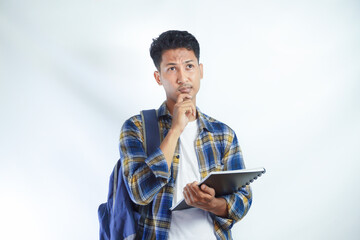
[213,195,235,231]
[144,147,170,179]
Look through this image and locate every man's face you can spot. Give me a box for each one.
[154,48,203,107]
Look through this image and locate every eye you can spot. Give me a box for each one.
[187,64,194,69]
[168,66,176,71]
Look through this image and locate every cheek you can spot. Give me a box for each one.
[194,79,201,90]
[162,82,178,94]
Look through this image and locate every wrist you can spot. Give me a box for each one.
[209,197,228,218]
[168,127,182,138]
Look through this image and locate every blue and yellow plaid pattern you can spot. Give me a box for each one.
[120,102,252,239]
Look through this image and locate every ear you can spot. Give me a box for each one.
[154,71,162,85]
[199,63,204,79]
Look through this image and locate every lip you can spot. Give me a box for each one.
[178,87,192,93]
[178,84,192,93]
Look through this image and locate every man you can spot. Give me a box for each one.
[120,30,252,239]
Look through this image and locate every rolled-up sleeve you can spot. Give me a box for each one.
[120,116,170,205]
[214,185,252,231]
[213,131,253,232]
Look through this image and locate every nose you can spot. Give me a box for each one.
[177,68,188,84]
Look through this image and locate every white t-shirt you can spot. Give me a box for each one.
[168,120,216,240]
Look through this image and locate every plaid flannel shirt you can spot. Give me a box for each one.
[120,103,252,239]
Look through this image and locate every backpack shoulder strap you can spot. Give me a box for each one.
[140,109,160,155]
[99,109,161,240]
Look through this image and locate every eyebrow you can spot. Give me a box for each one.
[165,60,195,66]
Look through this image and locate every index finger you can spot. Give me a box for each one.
[176,93,192,103]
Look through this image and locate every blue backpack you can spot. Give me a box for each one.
[98,110,160,240]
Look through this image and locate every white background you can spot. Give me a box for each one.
[1,0,359,239]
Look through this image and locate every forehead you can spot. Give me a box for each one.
[160,48,197,65]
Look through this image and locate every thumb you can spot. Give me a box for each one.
[201,184,215,196]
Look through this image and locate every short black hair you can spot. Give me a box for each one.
[150,30,200,70]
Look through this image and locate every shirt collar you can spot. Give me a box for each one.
[157,102,214,133]
[157,101,171,118]
[197,110,214,133]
